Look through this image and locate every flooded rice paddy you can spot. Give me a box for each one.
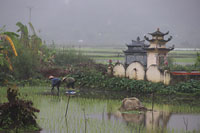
[0,87,200,133]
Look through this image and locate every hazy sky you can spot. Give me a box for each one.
[0,0,200,48]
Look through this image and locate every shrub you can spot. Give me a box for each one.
[0,88,40,131]
[12,47,39,79]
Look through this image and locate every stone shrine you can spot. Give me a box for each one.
[123,37,149,67]
[144,28,174,68]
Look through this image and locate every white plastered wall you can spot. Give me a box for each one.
[164,70,171,85]
[113,64,125,78]
[146,65,163,83]
[147,52,157,68]
[126,62,145,80]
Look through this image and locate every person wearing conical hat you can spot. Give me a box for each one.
[49,75,61,94]
[62,76,76,89]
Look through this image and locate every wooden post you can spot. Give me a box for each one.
[65,95,71,118]
[83,108,87,133]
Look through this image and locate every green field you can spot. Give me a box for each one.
[55,46,199,65]
[173,58,196,63]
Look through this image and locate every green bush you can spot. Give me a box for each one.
[12,47,39,80]
[70,65,200,95]
[0,88,40,131]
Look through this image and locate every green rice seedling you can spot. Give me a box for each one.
[1,86,200,133]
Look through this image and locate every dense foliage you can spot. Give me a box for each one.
[0,22,92,86]
[68,64,200,96]
[0,88,40,131]
[0,22,44,84]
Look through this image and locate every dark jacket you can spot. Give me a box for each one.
[51,78,61,86]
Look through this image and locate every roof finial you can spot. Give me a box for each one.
[157,28,160,31]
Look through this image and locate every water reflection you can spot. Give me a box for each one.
[49,96,61,103]
[109,110,200,132]
[110,110,171,131]
[167,114,200,131]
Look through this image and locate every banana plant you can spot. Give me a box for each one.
[28,22,42,53]
[16,22,30,48]
[0,40,6,66]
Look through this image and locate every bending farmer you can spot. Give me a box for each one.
[49,76,61,94]
[62,76,76,89]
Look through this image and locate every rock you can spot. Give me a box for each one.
[119,97,147,111]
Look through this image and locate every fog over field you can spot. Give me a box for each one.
[0,0,200,48]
